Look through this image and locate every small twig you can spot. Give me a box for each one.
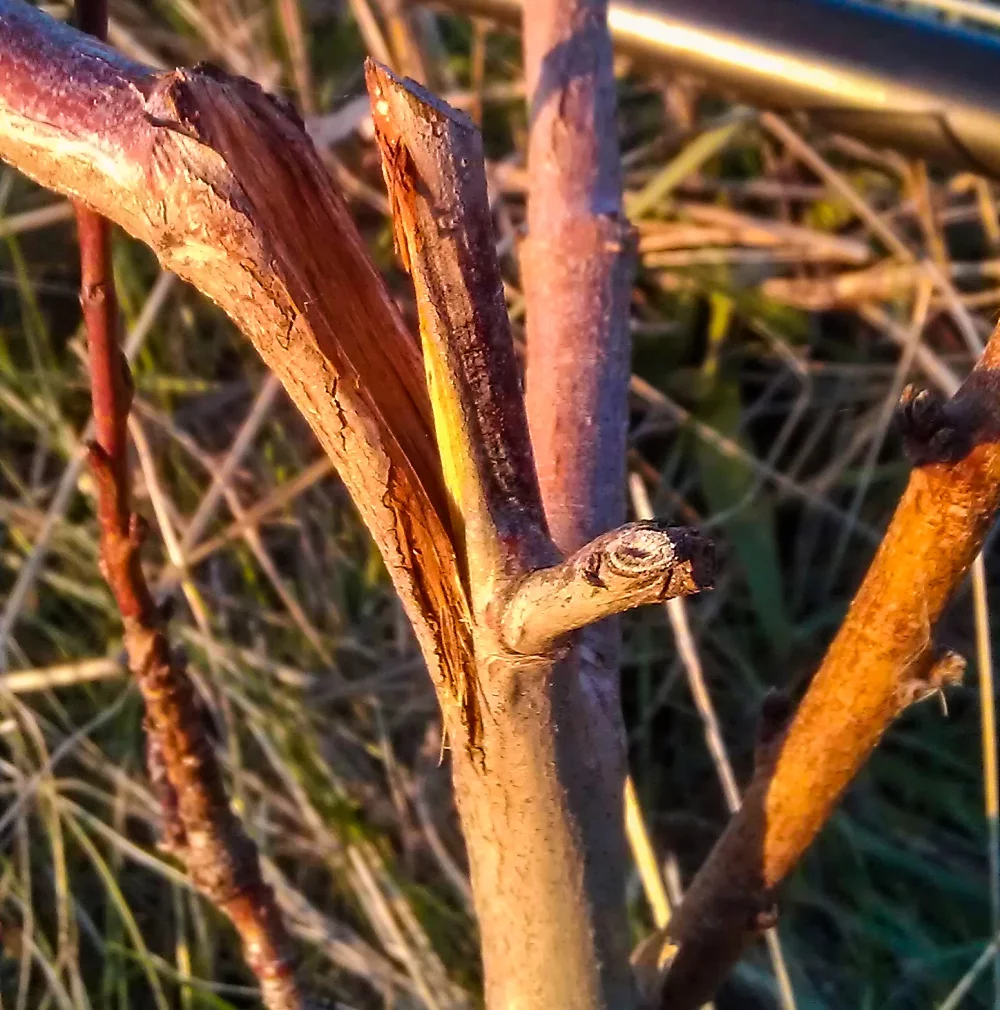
[0,271,176,669]
[500,521,714,655]
[70,2,312,1005]
[81,265,315,1010]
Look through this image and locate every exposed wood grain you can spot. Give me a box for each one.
[366,62,629,1010]
[501,522,714,654]
[0,0,479,743]
[366,60,553,611]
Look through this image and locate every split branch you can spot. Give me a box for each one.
[501,522,714,655]
[366,60,553,606]
[365,57,695,1010]
[0,0,477,743]
[0,8,718,1007]
[649,328,1000,1009]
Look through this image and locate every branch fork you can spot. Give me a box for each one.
[366,61,714,637]
[365,61,714,1009]
[0,7,718,1005]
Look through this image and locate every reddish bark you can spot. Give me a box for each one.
[519,3,637,1008]
[69,2,312,1005]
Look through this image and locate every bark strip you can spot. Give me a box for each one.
[366,60,553,608]
[0,0,478,742]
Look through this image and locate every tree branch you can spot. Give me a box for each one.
[365,57,691,1010]
[522,0,632,553]
[0,0,480,744]
[648,329,1000,1009]
[88,467,310,1008]
[508,3,638,1005]
[500,522,714,655]
[366,60,554,609]
[0,9,719,1007]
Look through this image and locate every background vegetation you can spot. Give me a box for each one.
[0,0,998,1006]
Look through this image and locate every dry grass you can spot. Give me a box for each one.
[0,1,998,1007]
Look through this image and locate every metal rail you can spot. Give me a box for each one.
[429,0,1000,178]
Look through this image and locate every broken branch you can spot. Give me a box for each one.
[0,0,478,744]
[500,522,715,655]
[366,60,554,606]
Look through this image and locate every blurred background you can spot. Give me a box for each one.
[2,0,1000,1006]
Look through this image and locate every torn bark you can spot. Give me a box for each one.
[648,331,1000,1008]
[0,0,479,743]
[367,61,553,602]
[0,8,716,1006]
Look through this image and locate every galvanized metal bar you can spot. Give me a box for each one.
[429,0,1000,178]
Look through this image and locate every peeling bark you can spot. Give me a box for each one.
[0,0,479,742]
[0,9,715,1008]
